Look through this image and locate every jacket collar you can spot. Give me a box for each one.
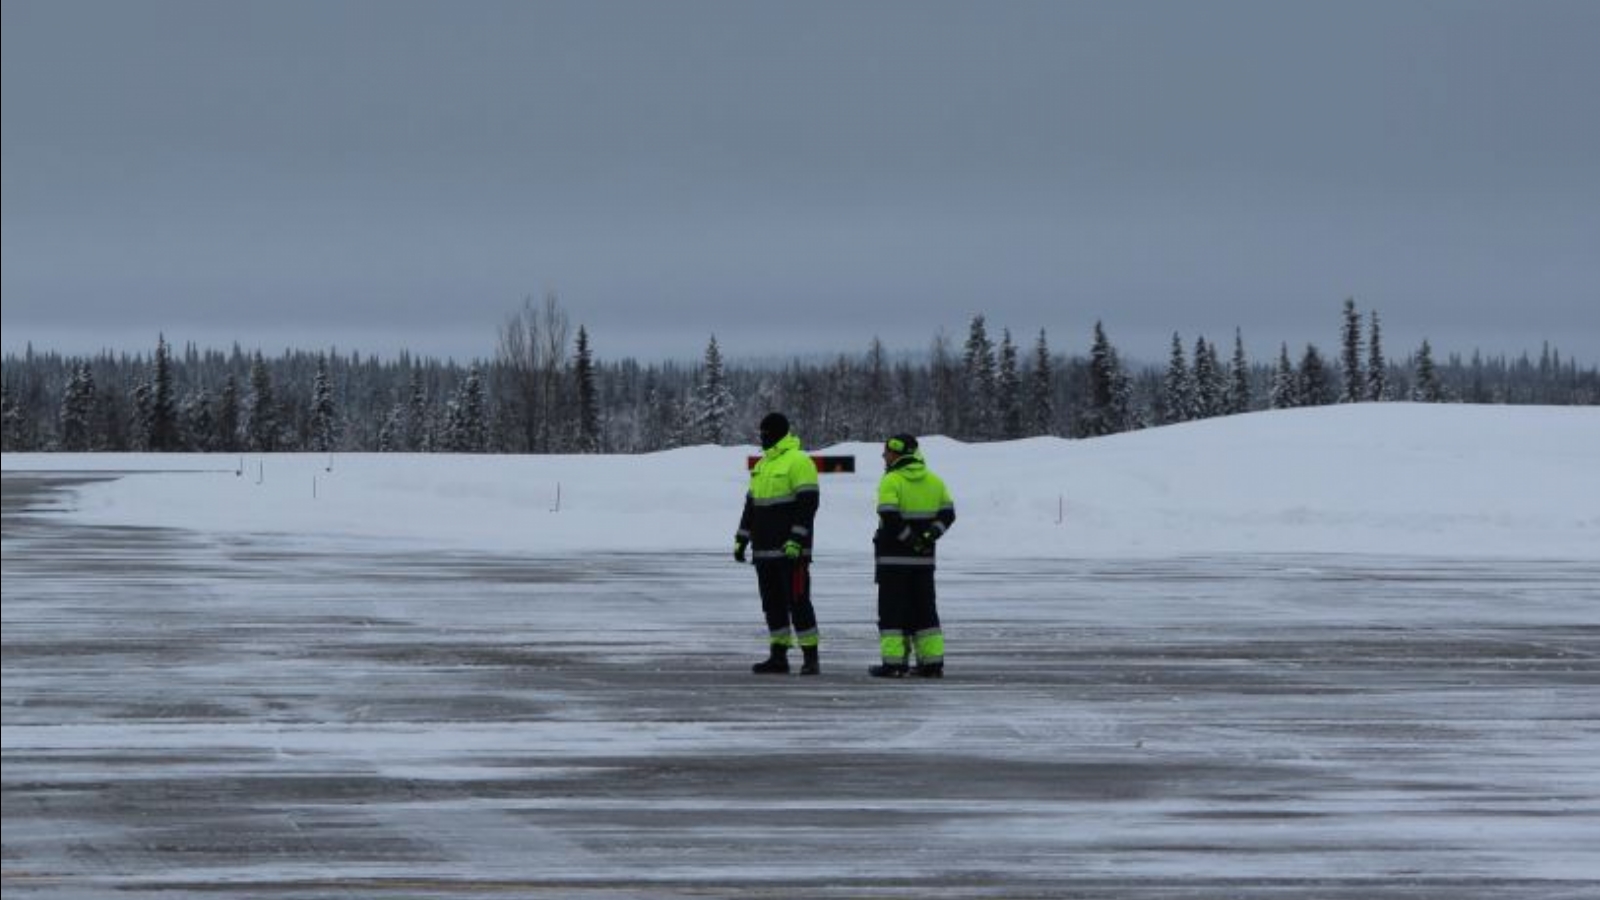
[763,432,802,459]
[888,450,925,473]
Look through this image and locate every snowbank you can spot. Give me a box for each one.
[4,404,1597,559]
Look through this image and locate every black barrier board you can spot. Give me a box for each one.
[746,455,855,473]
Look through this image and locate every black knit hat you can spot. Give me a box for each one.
[884,433,918,455]
[758,412,790,448]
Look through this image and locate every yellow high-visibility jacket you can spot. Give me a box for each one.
[737,433,820,561]
[874,451,955,567]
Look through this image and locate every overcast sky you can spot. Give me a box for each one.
[4,0,1597,365]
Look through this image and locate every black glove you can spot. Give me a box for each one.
[910,530,937,555]
[734,537,748,563]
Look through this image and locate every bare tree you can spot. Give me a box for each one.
[497,294,542,452]
[497,291,570,452]
[538,293,571,451]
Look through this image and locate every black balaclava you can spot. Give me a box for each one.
[758,412,790,449]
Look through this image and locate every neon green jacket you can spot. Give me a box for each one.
[874,450,955,567]
[737,433,820,561]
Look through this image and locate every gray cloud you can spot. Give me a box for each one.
[5,0,1598,363]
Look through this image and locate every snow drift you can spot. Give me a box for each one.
[4,403,1596,559]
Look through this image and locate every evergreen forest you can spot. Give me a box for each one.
[4,297,1595,454]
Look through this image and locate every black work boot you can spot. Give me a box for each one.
[751,645,790,674]
[799,646,820,676]
[912,662,944,679]
[868,662,909,678]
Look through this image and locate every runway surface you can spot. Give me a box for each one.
[4,473,1597,898]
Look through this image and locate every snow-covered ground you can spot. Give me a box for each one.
[6,403,1598,559]
[3,404,1598,898]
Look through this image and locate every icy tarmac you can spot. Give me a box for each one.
[3,473,1598,898]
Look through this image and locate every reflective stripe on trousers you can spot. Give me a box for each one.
[875,555,935,567]
[879,627,943,665]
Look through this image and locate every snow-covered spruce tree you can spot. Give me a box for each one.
[1109,347,1141,433]
[1413,340,1444,402]
[572,325,601,452]
[1298,344,1335,406]
[667,387,696,448]
[1366,310,1387,401]
[1227,328,1251,414]
[405,372,431,451]
[466,366,490,451]
[437,400,459,451]
[1464,350,1493,404]
[1081,321,1116,436]
[997,329,1023,439]
[377,373,413,452]
[129,377,153,452]
[216,375,241,452]
[1029,329,1055,436]
[689,335,736,445]
[786,363,822,441]
[820,353,859,442]
[1340,298,1364,403]
[93,377,129,451]
[13,362,49,452]
[446,365,488,452]
[377,404,403,452]
[1,381,24,452]
[1202,337,1226,417]
[1270,343,1299,409]
[58,363,98,451]
[309,354,338,452]
[1080,321,1137,436]
[928,331,960,438]
[892,357,935,437]
[146,335,180,451]
[182,388,216,452]
[245,352,279,452]
[1162,333,1196,424]
[863,337,890,441]
[962,314,997,440]
[640,375,685,450]
[1193,336,1222,419]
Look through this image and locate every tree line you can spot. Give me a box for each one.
[3,296,1595,454]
